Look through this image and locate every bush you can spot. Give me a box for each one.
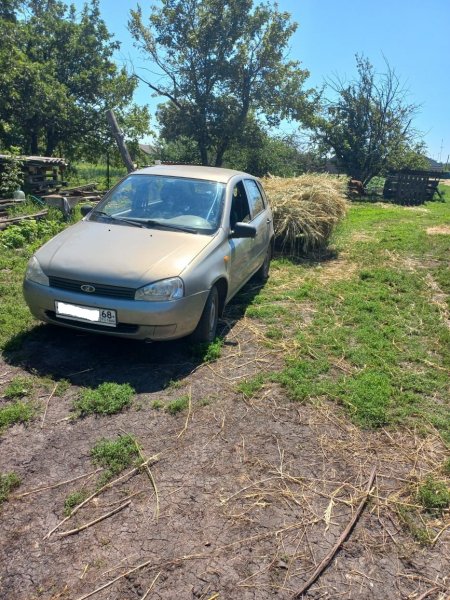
[263,174,348,254]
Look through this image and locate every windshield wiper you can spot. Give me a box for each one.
[141,219,198,234]
[92,211,145,228]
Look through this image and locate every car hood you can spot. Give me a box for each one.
[36,220,215,286]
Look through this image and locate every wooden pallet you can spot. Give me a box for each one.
[383,170,442,205]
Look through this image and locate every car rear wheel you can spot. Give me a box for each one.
[190,285,219,343]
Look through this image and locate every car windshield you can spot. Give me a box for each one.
[91,174,226,234]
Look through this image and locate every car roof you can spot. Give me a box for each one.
[133,164,256,184]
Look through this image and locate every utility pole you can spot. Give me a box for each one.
[105,109,134,173]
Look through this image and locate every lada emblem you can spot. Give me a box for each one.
[81,284,95,293]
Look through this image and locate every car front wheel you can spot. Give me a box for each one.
[190,285,219,343]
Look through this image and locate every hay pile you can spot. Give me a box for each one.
[263,174,348,254]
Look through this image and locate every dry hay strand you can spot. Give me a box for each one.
[263,174,348,255]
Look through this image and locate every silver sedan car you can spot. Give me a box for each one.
[23,165,274,343]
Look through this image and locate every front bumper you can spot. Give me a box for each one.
[23,279,209,341]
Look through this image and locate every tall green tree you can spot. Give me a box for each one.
[0,0,150,159]
[129,0,315,166]
[312,55,424,185]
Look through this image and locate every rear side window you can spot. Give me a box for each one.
[244,179,265,217]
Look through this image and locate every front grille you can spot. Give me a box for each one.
[45,311,139,334]
[49,276,135,300]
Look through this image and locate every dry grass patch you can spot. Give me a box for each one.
[426,225,450,235]
[263,174,348,254]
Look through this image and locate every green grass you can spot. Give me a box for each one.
[191,338,224,362]
[246,196,450,439]
[0,211,73,351]
[62,435,140,513]
[0,472,20,504]
[73,382,134,417]
[417,477,450,513]
[443,458,450,475]
[166,395,189,414]
[236,374,266,399]
[3,376,33,399]
[67,162,127,191]
[90,434,140,484]
[0,401,34,432]
[63,490,90,516]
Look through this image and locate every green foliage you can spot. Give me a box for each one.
[0,472,20,504]
[91,434,139,483]
[0,401,34,431]
[417,477,450,513]
[0,150,23,197]
[166,395,189,415]
[313,55,423,185]
[151,399,164,410]
[73,382,134,417]
[129,0,315,166]
[223,123,325,177]
[0,1,150,159]
[63,489,89,516]
[3,376,33,399]
[1,217,65,249]
[66,162,127,191]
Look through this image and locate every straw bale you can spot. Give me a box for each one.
[263,174,348,254]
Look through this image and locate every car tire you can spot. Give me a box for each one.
[254,243,272,282]
[190,285,219,343]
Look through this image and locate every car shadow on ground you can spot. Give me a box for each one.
[3,280,265,394]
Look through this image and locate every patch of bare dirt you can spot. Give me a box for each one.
[426,225,450,235]
[0,286,449,600]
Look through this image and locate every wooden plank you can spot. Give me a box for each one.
[0,210,48,230]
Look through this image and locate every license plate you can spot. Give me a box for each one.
[55,301,117,327]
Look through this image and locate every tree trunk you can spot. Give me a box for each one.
[45,128,58,156]
[30,128,39,155]
[198,140,209,166]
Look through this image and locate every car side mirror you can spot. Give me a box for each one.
[80,204,93,217]
[230,222,257,239]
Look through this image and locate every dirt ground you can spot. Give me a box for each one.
[0,286,449,600]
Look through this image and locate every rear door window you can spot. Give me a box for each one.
[244,179,265,218]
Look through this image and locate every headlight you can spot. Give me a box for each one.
[135,277,184,302]
[25,256,49,286]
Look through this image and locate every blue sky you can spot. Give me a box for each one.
[73,0,449,162]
